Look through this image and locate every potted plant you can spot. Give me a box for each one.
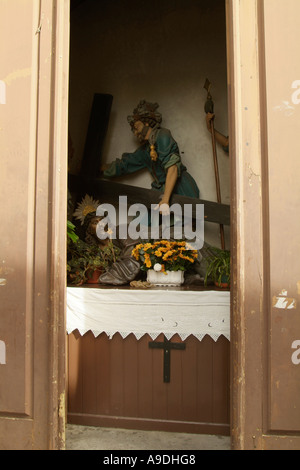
[67,223,120,285]
[84,243,107,284]
[204,247,230,289]
[131,240,198,286]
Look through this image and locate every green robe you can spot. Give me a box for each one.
[103,128,200,198]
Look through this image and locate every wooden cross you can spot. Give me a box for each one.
[149,335,186,383]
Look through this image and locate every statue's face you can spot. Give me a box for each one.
[132,120,149,143]
[88,216,102,235]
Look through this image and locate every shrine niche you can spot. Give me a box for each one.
[67,0,230,435]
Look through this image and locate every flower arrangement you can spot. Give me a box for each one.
[131,240,198,273]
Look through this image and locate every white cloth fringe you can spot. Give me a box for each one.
[67,287,230,342]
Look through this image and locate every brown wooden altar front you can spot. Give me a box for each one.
[67,286,230,435]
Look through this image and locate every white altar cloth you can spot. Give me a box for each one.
[67,287,230,342]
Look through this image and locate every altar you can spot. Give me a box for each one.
[67,286,230,435]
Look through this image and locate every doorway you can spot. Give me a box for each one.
[2,0,300,451]
[66,0,231,440]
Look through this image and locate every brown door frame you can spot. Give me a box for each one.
[0,0,69,450]
[46,0,70,449]
[32,0,70,449]
[226,0,300,450]
[226,0,271,450]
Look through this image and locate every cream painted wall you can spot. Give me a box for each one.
[69,0,229,247]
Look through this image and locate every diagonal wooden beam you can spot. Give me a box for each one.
[68,174,230,226]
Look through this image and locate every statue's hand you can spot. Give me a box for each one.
[206,112,215,131]
[154,196,170,215]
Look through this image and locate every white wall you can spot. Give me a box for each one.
[69,0,229,247]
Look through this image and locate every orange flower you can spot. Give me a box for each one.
[144,253,152,268]
[179,253,195,263]
[154,249,163,257]
[162,250,174,261]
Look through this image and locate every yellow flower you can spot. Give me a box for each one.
[131,246,141,260]
[162,250,174,261]
[144,253,152,268]
[154,249,163,257]
[179,253,194,263]
[142,243,153,251]
[133,243,143,252]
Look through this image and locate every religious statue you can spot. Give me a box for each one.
[102,100,200,214]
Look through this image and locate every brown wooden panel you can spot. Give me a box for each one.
[0,1,36,419]
[68,330,83,413]
[167,334,183,421]
[181,335,199,422]
[96,333,111,415]
[110,333,125,416]
[212,336,230,424]
[82,332,97,414]
[262,0,300,435]
[67,331,230,435]
[151,333,168,420]
[123,334,139,417]
[196,335,213,422]
[137,334,154,418]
